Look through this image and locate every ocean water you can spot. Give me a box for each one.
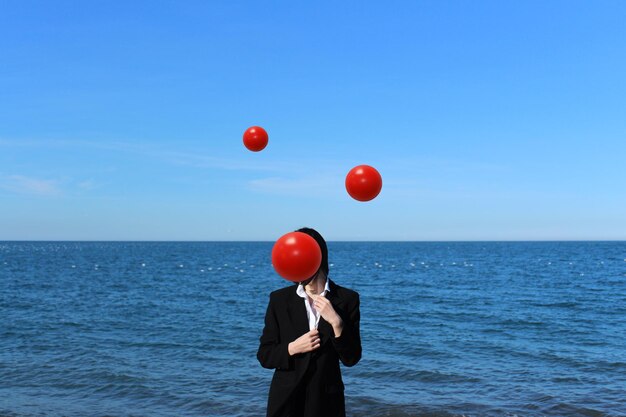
[1,241,625,417]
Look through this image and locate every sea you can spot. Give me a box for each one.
[1,241,625,417]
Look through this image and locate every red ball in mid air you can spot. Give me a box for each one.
[271,232,322,282]
[243,126,268,152]
[345,164,383,202]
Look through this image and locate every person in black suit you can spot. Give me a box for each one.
[257,227,362,417]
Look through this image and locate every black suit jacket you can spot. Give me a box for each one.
[257,279,361,417]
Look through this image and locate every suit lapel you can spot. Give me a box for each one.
[286,279,344,342]
[317,317,332,344]
[318,279,343,343]
[326,279,341,306]
[287,286,310,336]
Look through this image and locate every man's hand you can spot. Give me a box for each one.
[288,329,320,356]
[311,294,344,337]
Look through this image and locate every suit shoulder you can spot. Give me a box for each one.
[268,285,296,301]
[332,282,360,302]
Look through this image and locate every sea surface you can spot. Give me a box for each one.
[1,241,625,417]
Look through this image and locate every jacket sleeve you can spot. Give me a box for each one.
[331,293,362,367]
[257,294,292,370]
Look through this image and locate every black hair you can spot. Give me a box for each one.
[295,227,329,277]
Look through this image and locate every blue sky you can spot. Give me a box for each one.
[1,1,625,240]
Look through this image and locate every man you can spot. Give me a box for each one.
[257,227,362,417]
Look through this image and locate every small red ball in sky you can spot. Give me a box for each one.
[345,164,383,202]
[271,231,322,282]
[243,126,268,152]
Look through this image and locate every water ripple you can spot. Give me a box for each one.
[2,241,626,416]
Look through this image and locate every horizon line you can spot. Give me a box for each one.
[1,239,625,243]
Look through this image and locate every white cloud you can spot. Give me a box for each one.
[159,150,294,172]
[0,175,62,196]
[0,137,295,172]
[248,174,343,198]
[77,179,97,190]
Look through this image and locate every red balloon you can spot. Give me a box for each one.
[345,164,382,201]
[243,126,268,152]
[271,232,322,282]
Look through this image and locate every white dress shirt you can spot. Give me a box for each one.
[296,278,331,331]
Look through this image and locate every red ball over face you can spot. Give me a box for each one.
[271,232,322,282]
[345,164,383,202]
[243,126,269,152]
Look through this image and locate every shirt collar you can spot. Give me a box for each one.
[296,277,331,299]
